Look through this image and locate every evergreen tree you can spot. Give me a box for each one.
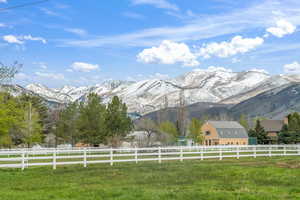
[105,96,133,147]
[55,102,80,146]
[248,120,269,144]
[77,93,106,146]
[278,124,293,144]
[188,118,204,144]
[278,113,300,144]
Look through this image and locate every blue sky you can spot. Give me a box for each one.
[1,0,300,88]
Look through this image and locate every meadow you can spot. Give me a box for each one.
[0,156,299,200]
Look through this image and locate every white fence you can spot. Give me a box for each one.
[0,145,299,170]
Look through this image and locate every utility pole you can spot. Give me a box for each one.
[162,94,169,122]
[27,101,32,148]
[177,89,187,136]
[157,93,169,124]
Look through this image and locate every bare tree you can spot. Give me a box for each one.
[136,118,158,147]
[0,61,22,84]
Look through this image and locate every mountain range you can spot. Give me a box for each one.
[2,67,300,118]
[144,83,300,122]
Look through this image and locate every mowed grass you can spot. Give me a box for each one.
[0,157,300,200]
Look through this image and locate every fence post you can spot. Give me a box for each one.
[180,146,183,162]
[110,148,113,166]
[269,146,272,157]
[219,148,222,160]
[84,149,87,168]
[21,151,25,171]
[254,146,256,158]
[53,149,57,170]
[158,147,161,164]
[284,146,286,156]
[297,145,300,155]
[201,147,204,160]
[135,147,138,164]
[26,151,29,168]
[237,146,240,160]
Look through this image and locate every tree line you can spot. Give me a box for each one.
[55,94,133,147]
[0,93,46,147]
[0,92,133,148]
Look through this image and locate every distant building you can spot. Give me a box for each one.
[260,118,288,143]
[201,121,249,145]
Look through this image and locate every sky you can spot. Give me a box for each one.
[1,0,300,88]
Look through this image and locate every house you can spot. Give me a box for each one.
[260,118,288,143]
[201,121,249,145]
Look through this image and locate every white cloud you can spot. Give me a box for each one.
[3,35,46,44]
[3,35,23,44]
[71,62,99,72]
[231,58,241,63]
[63,0,300,48]
[197,36,264,58]
[23,35,47,44]
[35,72,65,80]
[0,0,7,3]
[65,28,87,36]
[149,73,170,80]
[248,68,269,74]
[0,23,6,27]
[131,0,178,11]
[40,8,60,16]
[193,66,233,73]
[283,61,300,73]
[123,12,145,20]
[137,40,199,67]
[15,73,30,80]
[33,62,48,69]
[66,69,73,72]
[266,19,296,38]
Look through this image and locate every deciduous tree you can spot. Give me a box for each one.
[188,118,204,144]
[159,121,179,144]
[136,118,158,147]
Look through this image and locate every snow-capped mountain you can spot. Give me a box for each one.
[26,83,72,103]
[25,68,300,114]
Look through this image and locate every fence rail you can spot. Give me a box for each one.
[0,145,299,170]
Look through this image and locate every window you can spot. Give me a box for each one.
[205,131,211,136]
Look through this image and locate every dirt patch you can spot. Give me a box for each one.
[276,161,300,169]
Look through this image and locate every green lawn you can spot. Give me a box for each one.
[0,157,300,200]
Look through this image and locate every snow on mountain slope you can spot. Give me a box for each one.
[25,68,299,114]
[0,84,35,97]
[220,75,291,104]
[26,84,73,103]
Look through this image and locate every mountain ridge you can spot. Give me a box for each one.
[20,68,300,114]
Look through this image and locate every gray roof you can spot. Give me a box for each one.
[260,120,284,132]
[207,121,248,138]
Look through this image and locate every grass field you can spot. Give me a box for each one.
[0,157,300,200]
